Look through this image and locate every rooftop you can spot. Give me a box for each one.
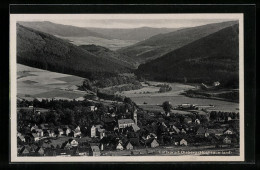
[118,119,134,124]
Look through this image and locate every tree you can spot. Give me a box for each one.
[162,101,172,113]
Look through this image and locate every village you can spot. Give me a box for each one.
[17,97,240,157]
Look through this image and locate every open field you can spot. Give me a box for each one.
[17,64,87,101]
[55,36,139,51]
[120,81,239,113]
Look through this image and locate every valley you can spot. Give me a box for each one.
[15,19,241,158]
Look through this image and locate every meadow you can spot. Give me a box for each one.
[55,36,139,51]
[17,64,87,101]
[120,81,239,113]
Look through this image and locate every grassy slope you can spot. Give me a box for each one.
[118,21,238,64]
[136,24,239,87]
[17,24,132,79]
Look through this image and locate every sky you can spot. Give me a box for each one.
[14,14,239,28]
[48,19,235,28]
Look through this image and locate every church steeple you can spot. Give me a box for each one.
[132,106,137,125]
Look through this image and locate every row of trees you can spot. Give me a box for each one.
[209,111,239,120]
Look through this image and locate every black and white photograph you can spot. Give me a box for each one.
[10,13,244,162]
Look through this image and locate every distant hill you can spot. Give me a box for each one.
[17,24,132,79]
[86,27,183,41]
[118,21,238,64]
[136,24,239,88]
[78,44,138,68]
[18,21,110,39]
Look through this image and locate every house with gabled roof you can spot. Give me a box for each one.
[116,142,124,150]
[196,127,207,137]
[56,128,64,136]
[47,130,55,137]
[35,147,44,155]
[180,139,188,146]
[18,135,26,142]
[223,136,232,144]
[89,144,101,156]
[31,124,39,131]
[31,133,40,141]
[223,129,233,135]
[145,138,159,148]
[35,129,44,137]
[124,141,133,150]
[19,146,30,156]
[118,119,135,129]
[184,117,192,124]
[73,147,88,156]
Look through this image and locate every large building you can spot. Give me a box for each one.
[118,119,135,129]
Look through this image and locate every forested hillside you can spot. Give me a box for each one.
[17,24,132,79]
[119,21,238,64]
[18,21,109,39]
[136,24,239,88]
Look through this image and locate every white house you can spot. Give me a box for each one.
[116,142,124,150]
[180,139,188,146]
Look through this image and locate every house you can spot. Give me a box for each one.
[207,129,224,136]
[146,138,159,148]
[131,124,140,132]
[40,124,48,130]
[32,133,40,141]
[195,119,200,124]
[35,147,44,155]
[180,139,188,146]
[196,127,207,137]
[97,128,105,140]
[223,136,232,144]
[213,81,220,87]
[56,128,64,136]
[89,145,101,156]
[118,119,135,129]
[111,113,116,117]
[35,129,44,137]
[116,142,124,150]
[18,135,26,142]
[149,133,157,139]
[129,138,140,147]
[227,117,232,121]
[181,129,186,134]
[91,125,96,137]
[64,127,71,136]
[19,146,30,156]
[169,123,180,134]
[72,128,81,138]
[73,147,88,156]
[184,117,192,124]
[30,125,39,131]
[29,144,38,153]
[68,139,78,147]
[88,106,97,112]
[224,129,233,135]
[124,141,133,150]
[47,130,55,137]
